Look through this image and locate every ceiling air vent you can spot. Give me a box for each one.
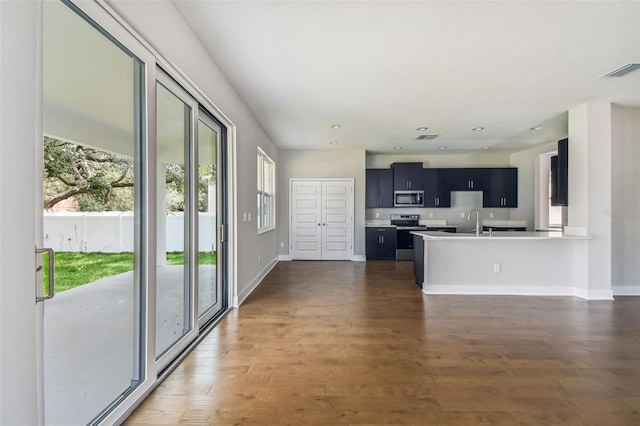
[416,134,439,140]
[601,63,640,77]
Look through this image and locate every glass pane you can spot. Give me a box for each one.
[197,120,219,318]
[42,1,141,424]
[156,82,190,358]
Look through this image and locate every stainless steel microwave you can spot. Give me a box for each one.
[394,190,424,207]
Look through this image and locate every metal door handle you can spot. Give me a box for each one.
[36,247,55,302]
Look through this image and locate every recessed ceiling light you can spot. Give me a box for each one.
[530,126,543,131]
[481,146,490,150]
[329,141,338,145]
[331,124,341,129]
[394,146,402,150]
[416,127,429,131]
[438,146,447,150]
[472,127,484,131]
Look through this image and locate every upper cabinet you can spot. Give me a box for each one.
[484,168,518,208]
[423,168,451,207]
[552,138,568,206]
[365,168,394,208]
[450,168,489,191]
[392,162,423,191]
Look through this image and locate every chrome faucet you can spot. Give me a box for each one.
[467,209,480,236]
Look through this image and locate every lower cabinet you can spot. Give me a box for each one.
[413,235,424,288]
[366,227,397,260]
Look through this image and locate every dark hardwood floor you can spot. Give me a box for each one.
[125,260,640,425]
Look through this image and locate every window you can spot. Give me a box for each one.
[257,147,275,233]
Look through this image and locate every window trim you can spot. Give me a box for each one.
[257,147,276,234]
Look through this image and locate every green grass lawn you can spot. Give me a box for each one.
[44,251,216,293]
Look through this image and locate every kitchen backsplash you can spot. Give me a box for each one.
[366,191,514,232]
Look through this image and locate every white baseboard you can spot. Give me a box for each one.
[573,287,614,300]
[278,254,292,261]
[613,285,640,296]
[235,257,278,307]
[423,285,576,297]
[422,284,615,300]
[351,255,366,262]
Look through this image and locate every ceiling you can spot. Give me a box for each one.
[174,1,640,155]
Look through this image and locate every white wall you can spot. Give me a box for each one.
[567,101,613,299]
[0,1,40,423]
[611,105,640,295]
[107,1,280,302]
[278,149,366,257]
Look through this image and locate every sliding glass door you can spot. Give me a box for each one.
[197,114,225,325]
[39,0,230,422]
[42,1,144,424]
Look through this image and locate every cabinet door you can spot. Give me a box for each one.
[378,169,394,207]
[393,163,423,191]
[380,228,397,259]
[450,168,487,191]
[366,169,394,208]
[365,228,381,258]
[556,138,568,206]
[484,168,518,208]
[423,168,451,207]
[366,228,396,260]
[365,169,380,208]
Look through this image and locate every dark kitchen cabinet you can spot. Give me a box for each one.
[366,169,394,208]
[450,168,488,191]
[392,162,423,191]
[366,227,396,260]
[484,168,518,208]
[553,138,568,206]
[423,168,451,207]
[413,235,424,288]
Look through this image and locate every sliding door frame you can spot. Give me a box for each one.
[36,1,238,424]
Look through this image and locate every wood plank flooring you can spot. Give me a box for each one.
[125,260,640,425]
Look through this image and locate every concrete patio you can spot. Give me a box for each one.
[43,265,216,425]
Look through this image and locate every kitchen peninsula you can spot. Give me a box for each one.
[411,231,602,300]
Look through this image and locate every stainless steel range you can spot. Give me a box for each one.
[390,214,427,260]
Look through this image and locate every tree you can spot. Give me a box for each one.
[44,137,218,212]
[43,137,134,211]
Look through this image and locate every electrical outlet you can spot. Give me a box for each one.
[258,255,261,264]
[243,212,247,222]
[248,213,252,222]
[429,212,434,218]
[493,263,501,273]
[375,212,380,218]
[460,212,465,218]
[280,242,285,248]
[489,212,494,218]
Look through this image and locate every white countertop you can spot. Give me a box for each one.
[410,230,590,241]
[366,219,454,228]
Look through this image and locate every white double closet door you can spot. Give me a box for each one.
[290,179,354,260]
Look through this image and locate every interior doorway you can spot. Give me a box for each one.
[290,179,354,260]
[536,151,566,231]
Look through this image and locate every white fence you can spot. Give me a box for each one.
[43,212,217,253]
